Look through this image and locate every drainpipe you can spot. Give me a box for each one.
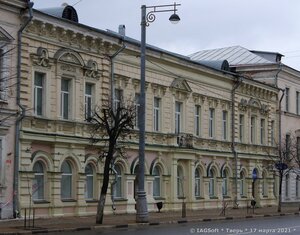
[13,1,33,218]
[231,76,243,208]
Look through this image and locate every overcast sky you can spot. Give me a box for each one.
[32,0,300,70]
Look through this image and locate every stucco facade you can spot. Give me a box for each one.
[7,6,281,218]
[235,61,300,203]
[0,0,28,219]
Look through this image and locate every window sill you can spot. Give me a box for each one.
[177,196,186,200]
[154,197,165,200]
[240,196,247,198]
[195,196,204,200]
[222,195,231,199]
[61,199,77,202]
[209,196,218,200]
[85,199,98,203]
[263,195,268,198]
[33,200,50,204]
[113,198,128,202]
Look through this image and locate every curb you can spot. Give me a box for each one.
[0,212,299,235]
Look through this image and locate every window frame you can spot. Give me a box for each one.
[260,118,265,145]
[222,110,228,140]
[175,101,182,134]
[32,161,45,201]
[296,91,300,115]
[61,79,70,120]
[153,97,161,132]
[113,164,123,199]
[177,166,184,198]
[85,83,93,120]
[209,108,215,138]
[195,105,201,136]
[34,72,45,116]
[208,169,215,197]
[85,163,94,200]
[239,114,244,143]
[152,165,161,198]
[195,168,201,197]
[285,87,289,112]
[61,161,73,200]
[250,116,256,144]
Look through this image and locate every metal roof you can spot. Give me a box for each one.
[38,4,78,23]
[189,46,275,66]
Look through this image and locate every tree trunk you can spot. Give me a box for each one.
[96,193,106,224]
[96,148,113,224]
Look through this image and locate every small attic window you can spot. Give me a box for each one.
[62,5,78,22]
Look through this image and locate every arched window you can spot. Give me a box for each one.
[195,168,201,197]
[208,168,215,197]
[114,164,122,198]
[262,172,268,197]
[32,161,45,200]
[61,161,72,199]
[153,165,161,198]
[85,164,94,199]
[222,168,229,196]
[285,174,289,198]
[296,176,300,198]
[177,166,184,198]
[240,171,245,196]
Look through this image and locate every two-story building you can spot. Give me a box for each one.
[190,45,300,204]
[2,5,280,218]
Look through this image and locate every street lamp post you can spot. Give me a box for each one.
[136,3,181,223]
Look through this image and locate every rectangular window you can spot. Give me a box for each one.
[153,97,160,132]
[0,48,7,100]
[175,101,182,134]
[297,137,300,161]
[286,134,291,160]
[239,115,244,142]
[195,105,201,136]
[209,108,215,138]
[0,139,2,178]
[285,87,289,112]
[34,72,45,116]
[135,93,140,129]
[85,83,93,119]
[61,79,70,119]
[260,119,265,145]
[297,91,300,115]
[251,116,256,144]
[271,121,275,146]
[114,89,123,110]
[222,111,228,140]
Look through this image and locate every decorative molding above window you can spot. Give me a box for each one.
[238,98,248,111]
[171,78,191,100]
[31,47,52,68]
[54,48,85,67]
[151,83,167,97]
[171,78,192,92]
[0,26,14,44]
[84,59,100,79]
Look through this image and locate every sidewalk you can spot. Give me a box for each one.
[0,206,299,234]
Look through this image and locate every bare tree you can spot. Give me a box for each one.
[87,99,136,224]
[266,135,297,212]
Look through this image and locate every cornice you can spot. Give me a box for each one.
[25,19,116,55]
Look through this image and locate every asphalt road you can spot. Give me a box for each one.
[49,215,300,235]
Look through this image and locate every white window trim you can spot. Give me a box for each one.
[153,97,161,132]
[209,108,215,138]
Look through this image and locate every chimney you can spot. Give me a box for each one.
[118,25,126,37]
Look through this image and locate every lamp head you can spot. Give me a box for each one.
[169,13,180,24]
